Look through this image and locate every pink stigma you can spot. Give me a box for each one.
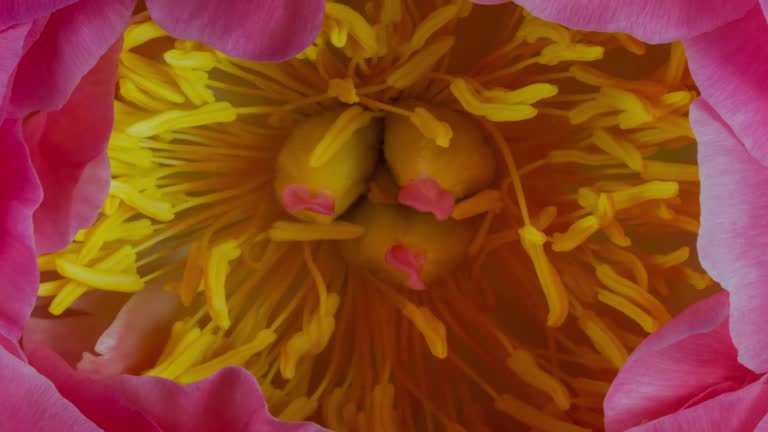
[398,177,455,220]
[385,244,427,290]
[282,184,335,215]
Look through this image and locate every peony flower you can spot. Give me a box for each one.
[15,0,720,430]
[604,291,768,431]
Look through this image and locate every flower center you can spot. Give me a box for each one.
[36,3,711,431]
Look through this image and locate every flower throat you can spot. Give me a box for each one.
[38,1,710,431]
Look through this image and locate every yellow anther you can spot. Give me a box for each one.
[402,303,448,358]
[615,33,646,55]
[683,267,714,290]
[38,255,57,272]
[163,49,217,71]
[664,42,687,86]
[279,397,319,422]
[452,189,503,220]
[507,350,571,410]
[517,17,571,45]
[120,67,186,104]
[569,64,667,96]
[546,150,617,166]
[148,330,218,380]
[539,43,604,65]
[451,79,556,121]
[204,240,241,329]
[123,21,167,51]
[325,3,378,56]
[409,107,453,148]
[54,246,142,293]
[534,206,558,230]
[571,87,654,128]
[494,395,591,432]
[119,79,176,112]
[126,102,237,137]
[405,5,458,55]
[592,129,644,172]
[171,69,216,106]
[597,289,659,333]
[328,78,359,104]
[595,264,671,323]
[611,181,679,210]
[387,36,455,89]
[642,161,698,182]
[109,180,174,222]
[650,247,690,268]
[577,310,628,369]
[518,225,568,327]
[280,293,340,379]
[552,216,599,252]
[269,221,366,242]
[310,106,377,167]
[177,329,277,383]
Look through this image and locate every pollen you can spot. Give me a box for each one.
[37,2,709,431]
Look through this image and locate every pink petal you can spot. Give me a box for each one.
[0,0,78,27]
[0,337,101,431]
[605,292,760,432]
[9,0,133,115]
[78,287,180,379]
[684,6,768,167]
[145,0,326,61]
[24,315,114,367]
[473,0,755,44]
[24,41,120,253]
[0,19,46,123]
[0,120,42,341]
[692,98,768,373]
[627,376,768,432]
[29,349,329,432]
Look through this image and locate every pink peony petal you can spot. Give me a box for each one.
[29,349,329,432]
[9,0,133,115]
[0,337,101,431]
[145,0,326,61]
[0,120,42,341]
[473,0,755,44]
[0,19,46,123]
[692,98,768,373]
[24,41,119,253]
[605,292,760,431]
[24,315,115,367]
[626,375,768,432]
[0,0,78,27]
[78,287,180,379]
[685,6,768,167]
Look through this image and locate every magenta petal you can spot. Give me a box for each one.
[685,6,768,167]
[693,98,768,373]
[627,376,768,432]
[0,120,42,341]
[30,349,328,432]
[0,338,101,431]
[473,0,755,44]
[9,0,133,115]
[145,0,325,61]
[24,41,120,253]
[605,292,758,432]
[0,19,46,123]
[0,0,78,27]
